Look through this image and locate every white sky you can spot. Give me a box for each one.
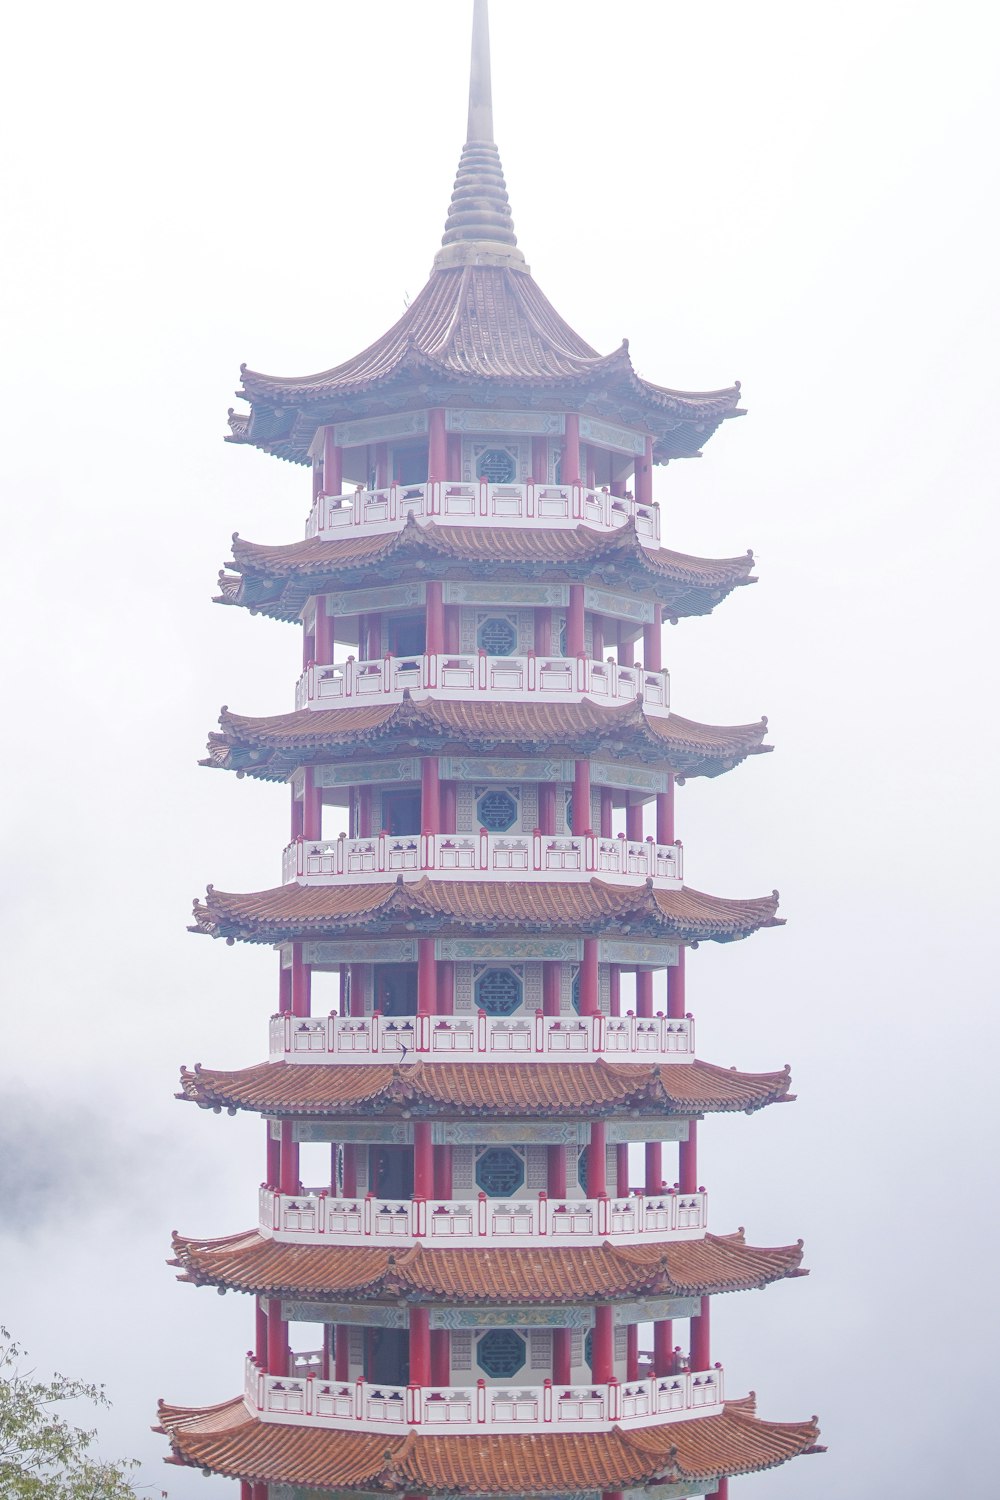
[1,1,998,1496]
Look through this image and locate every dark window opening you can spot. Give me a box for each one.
[382,791,421,837]
[374,963,418,1017]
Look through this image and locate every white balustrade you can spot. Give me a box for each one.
[245,1356,724,1434]
[269,1008,695,1066]
[258,1185,707,1248]
[294,652,670,716]
[305,480,661,544]
[282,829,682,888]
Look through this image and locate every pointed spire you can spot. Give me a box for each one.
[433,0,528,273]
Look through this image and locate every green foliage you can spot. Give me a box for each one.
[0,1326,151,1499]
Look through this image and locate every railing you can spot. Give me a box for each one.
[245,1357,724,1434]
[282,830,683,887]
[258,1186,708,1248]
[305,480,661,545]
[268,1008,695,1066]
[294,652,669,715]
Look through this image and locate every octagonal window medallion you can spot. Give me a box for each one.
[476,1328,527,1379]
[476,1146,525,1197]
[475,967,524,1016]
[476,788,519,832]
[476,615,518,656]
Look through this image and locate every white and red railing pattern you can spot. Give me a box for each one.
[294,652,669,714]
[268,1008,695,1066]
[245,1357,724,1434]
[305,480,661,544]
[281,830,682,887]
[258,1186,708,1248]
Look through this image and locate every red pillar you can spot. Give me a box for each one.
[342,1144,358,1197]
[656,773,675,844]
[375,442,388,488]
[553,1328,572,1383]
[615,1143,629,1195]
[278,959,292,1015]
[573,759,591,835]
[626,1323,639,1379]
[580,939,599,1016]
[635,433,653,506]
[708,1481,730,1500]
[409,1306,431,1387]
[413,1122,434,1200]
[547,1145,567,1197]
[446,432,461,480]
[348,963,366,1018]
[679,1119,698,1193]
[323,429,343,496]
[600,788,613,838]
[430,1328,450,1386]
[359,786,374,838]
[421,756,441,834]
[626,798,644,842]
[291,943,311,1018]
[303,765,322,839]
[428,407,447,482]
[534,607,552,654]
[643,603,662,670]
[334,1324,349,1381]
[592,1305,613,1383]
[667,947,686,1019]
[426,581,444,654]
[437,960,454,1016]
[618,624,634,667]
[654,1319,673,1375]
[542,962,561,1016]
[434,1143,452,1199]
[567,583,585,656]
[279,1121,299,1195]
[563,413,581,484]
[440,780,457,834]
[644,1141,662,1194]
[636,969,653,1018]
[444,604,460,652]
[609,964,621,1017]
[266,1298,288,1376]
[418,938,437,1014]
[588,1120,607,1197]
[690,1296,711,1369]
[591,614,604,658]
[538,782,557,835]
[315,595,334,665]
[531,434,548,481]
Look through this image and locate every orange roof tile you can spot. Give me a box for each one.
[158,1394,821,1490]
[178,1057,792,1118]
[191,878,783,945]
[218,520,756,623]
[204,699,771,782]
[170,1228,805,1301]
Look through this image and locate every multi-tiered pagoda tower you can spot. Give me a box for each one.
[158,6,821,1498]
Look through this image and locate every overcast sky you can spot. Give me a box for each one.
[1,1,998,1496]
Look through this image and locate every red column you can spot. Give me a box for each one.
[626,798,644,842]
[635,434,653,505]
[690,1296,710,1369]
[618,624,634,667]
[342,1143,358,1197]
[334,1324,349,1381]
[667,947,686,1019]
[426,581,444,654]
[252,1484,267,1500]
[323,429,343,496]
[656,773,675,844]
[349,963,366,1017]
[430,1329,451,1386]
[367,613,382,659]
[636,969,653,1018]
[358,786,373,838]
[434,1143,452,1198]
[278,959,292,1015]
[708,1481,730,1500]
[421,756,441,834]
[580,939,599,1015]
[543,962,561,1016]
[553,1328,572,1383]
[440,780,457,834]
[588,1120,607,1196]
[531,434,548,481]
[375,442,388,488]
[315,595,334,664]
[428,407,447,482]
[291,944,311,1018]
[592,614,604,658]
[643,603,662,670]
[266,1298,288,1376]
[538,782,557,835]
[654,1319,673,1375]
[437,960,454,1015]
[418,938,437,1014]
[303,766,322,840]
[279,1121,299,1195]
[609,964,621,1017]
[413,1122,434,1200]
[444,605,460,652]
[573,760,591,835]
[534,606,552,654]
[644,1141,662,1194]
[547,1145,567,1196]
[563,413,581,484]
[446,432,462,480]
[626,1323,639,1379]
[679,1119,698,1193]
[410,1306,430,1387]
[600,788,613,838]
[615,1143,629,1194]
[567,584,585,656]
[592,1306,613,1384]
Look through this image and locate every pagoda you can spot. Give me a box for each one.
[158,6,822,1499]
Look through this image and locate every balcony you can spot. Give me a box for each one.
[294,652,670,716]
[245,1355,724,1435]
[259,1186,708,1248]
[268,1008,695,1066]
[305,479,661,545]
[282,830,683,888]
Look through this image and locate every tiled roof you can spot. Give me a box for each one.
[204,700,771,782]
[191,879,783,945]
[171,1228,806,1300]
[177,1058,793,1117]
[228,266,743,468]
[158,1393,821,1490]
[218,521,756,622]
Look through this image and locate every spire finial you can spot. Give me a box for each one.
[467,0,494,143]
[433,0,528,273]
